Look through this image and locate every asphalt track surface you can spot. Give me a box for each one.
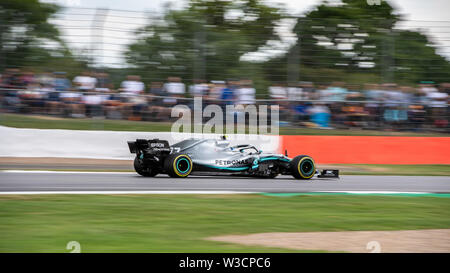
[0,171,449,193]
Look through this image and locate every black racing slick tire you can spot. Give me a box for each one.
[134,157,158,177]
[290,155,316,179]
[164,153,193,178]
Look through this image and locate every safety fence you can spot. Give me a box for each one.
[1,125,449,164]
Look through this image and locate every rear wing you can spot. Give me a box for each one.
[128,139,171,154]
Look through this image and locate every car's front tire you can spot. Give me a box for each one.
[290,155,315,179]
[164,153,193,178]
[134,157,158,177]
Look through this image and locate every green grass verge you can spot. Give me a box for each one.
[0,113,173,132]
[0,194,449,252]
[1,113,447,136]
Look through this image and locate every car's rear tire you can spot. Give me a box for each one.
[134,157,158,177]
[290,155,315,179]
[164,153,193,178]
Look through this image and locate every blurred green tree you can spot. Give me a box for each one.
[126,0,284,89]
[391,30,450,84]
[263,0,450,86]
[0,0,86,75]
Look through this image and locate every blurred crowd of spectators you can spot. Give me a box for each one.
[0,68,449,131]
[271,81,449,130]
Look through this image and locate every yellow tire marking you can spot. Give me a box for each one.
[173,155,192,177]
[297,157,315,179]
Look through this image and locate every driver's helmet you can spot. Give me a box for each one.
[215,139,230,148]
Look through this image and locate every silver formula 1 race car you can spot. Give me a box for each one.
[127,137,339,179]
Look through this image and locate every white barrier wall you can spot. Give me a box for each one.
[0,126,280,160]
